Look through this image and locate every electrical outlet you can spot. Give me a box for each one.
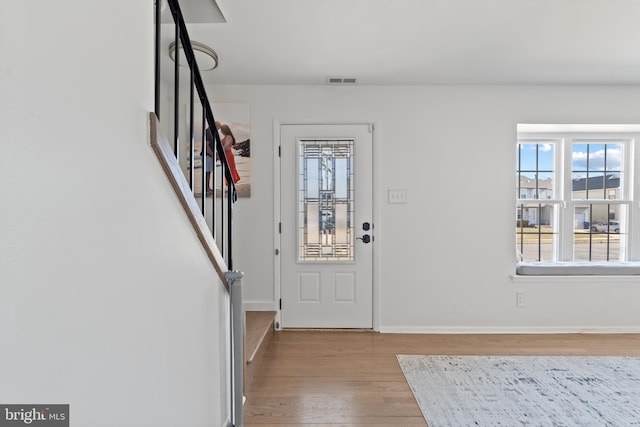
[388,189,407,204]
[516,292,526,307]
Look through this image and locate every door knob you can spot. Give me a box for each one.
[356,234,371,244]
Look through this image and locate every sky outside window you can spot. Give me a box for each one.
[518,143,554,173]
[572,143,622,179]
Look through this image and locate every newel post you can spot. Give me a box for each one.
[225,270,244,427]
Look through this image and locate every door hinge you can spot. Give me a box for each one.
[279,222,282,234]
[278,145,281,157]
[279,298,282,310]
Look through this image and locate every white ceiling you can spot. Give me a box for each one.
[170,0,640,86]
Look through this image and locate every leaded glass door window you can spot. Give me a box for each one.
[298,139,354,262]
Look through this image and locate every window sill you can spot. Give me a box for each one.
[511,274,640,284]
[512,261,640,283]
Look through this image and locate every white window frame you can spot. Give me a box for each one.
[517,128,640,265]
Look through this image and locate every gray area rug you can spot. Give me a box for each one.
[397,355,640,426]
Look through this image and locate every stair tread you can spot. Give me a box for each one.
[245,311,276,364]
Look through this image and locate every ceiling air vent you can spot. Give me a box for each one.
[327,76,358,85]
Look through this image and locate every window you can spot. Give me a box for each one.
[298,139,354,262]
[516,126,638,264]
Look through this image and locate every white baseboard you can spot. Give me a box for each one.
[243,301,277,312]
[379,326,640,334]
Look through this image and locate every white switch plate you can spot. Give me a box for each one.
[388,189,407,204]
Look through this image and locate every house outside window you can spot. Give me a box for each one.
[516,126,639,264]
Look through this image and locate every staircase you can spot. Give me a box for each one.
[244,311,277,391]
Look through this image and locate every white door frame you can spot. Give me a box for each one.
[273,120,380,331]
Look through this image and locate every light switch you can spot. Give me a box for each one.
[388,189,407,204]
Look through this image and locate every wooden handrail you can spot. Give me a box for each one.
[149,112,229,290]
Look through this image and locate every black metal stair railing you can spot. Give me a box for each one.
[154,1,244,426]
[154,0,238,270]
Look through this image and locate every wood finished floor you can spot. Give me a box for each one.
[244,331,640,426]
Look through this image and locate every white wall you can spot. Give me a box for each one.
[0,1,228,426]
[208,84,640,332]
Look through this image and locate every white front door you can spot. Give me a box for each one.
[280,124,373,328]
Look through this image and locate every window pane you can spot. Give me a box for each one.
[572,142,623,200]
[573,204,626,262]
[516,204,556,262]
[517,142,554,171]
[306,202,319,244]
[298,139,354,262]
[305,158,319,198]
[516,142,555,200]
[517,172,554,200]
[574,232,623,262]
